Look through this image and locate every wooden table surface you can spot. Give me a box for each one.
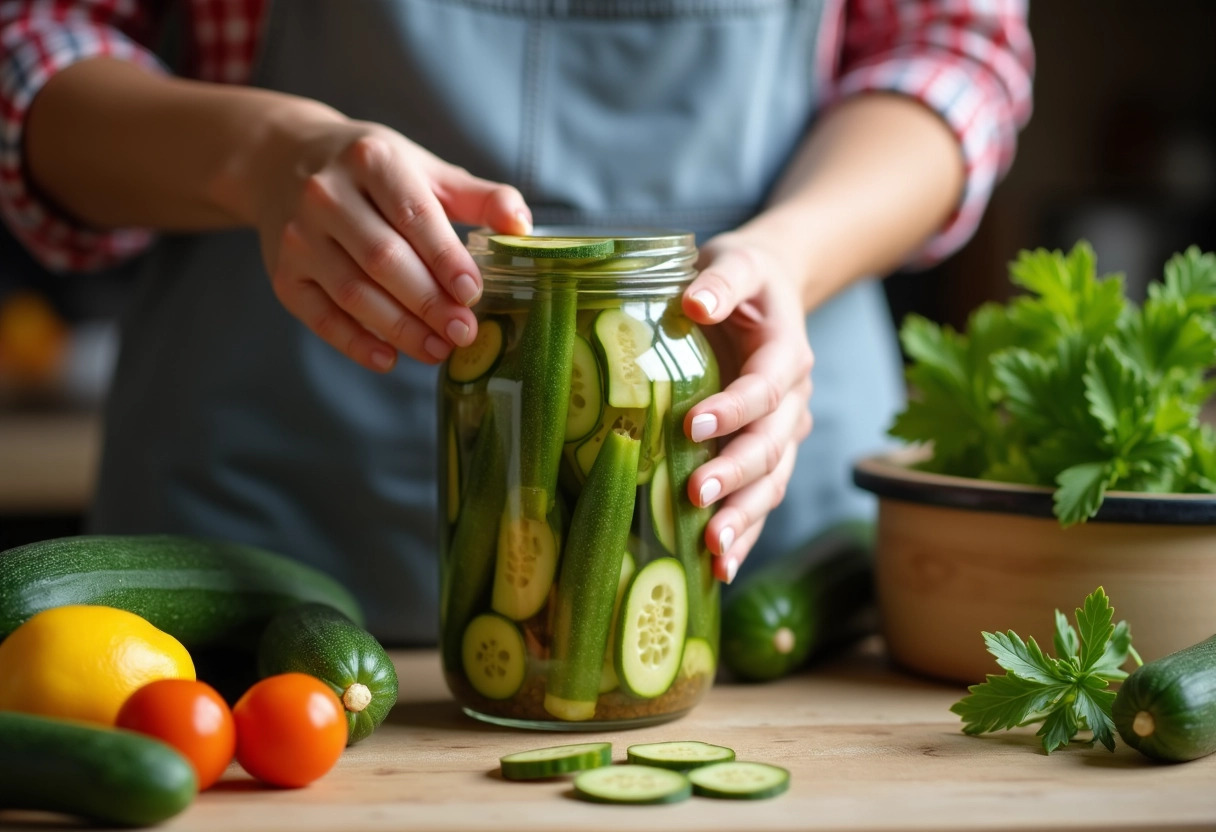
[5,639,1216,831]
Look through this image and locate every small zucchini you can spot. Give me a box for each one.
[1112,633,1216,763]
[256,602,399,746]
[615,557,688,699]
[0,711,197,827]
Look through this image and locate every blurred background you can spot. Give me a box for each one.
[2,0,1215,548]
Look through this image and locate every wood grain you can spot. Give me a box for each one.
[4,639,1215,831]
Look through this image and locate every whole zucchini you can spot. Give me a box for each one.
[0,711,197,826]
[257,602,399,745]
[0,534,363,647]
[721,522,875,682]
[1112,633,1216,763]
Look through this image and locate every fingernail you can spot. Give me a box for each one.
[691,290,718,317]
[453,273,480,306]
[515,209,532,234]
[691,413,717,442]
[446,318,472,346]
[723,557,739,585]
[699,477,722,506]
[425,335,451,361]
[371,349,395,371]
[719,526,735,557]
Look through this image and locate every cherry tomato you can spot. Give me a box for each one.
[232,672,348,788]
[116,678,236,790]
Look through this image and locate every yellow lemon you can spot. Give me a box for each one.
[0,605,195,725]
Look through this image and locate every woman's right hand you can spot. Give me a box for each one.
[242,103,531,372]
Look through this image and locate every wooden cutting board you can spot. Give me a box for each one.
[5,638,1215,831]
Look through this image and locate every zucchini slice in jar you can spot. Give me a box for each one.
[648,458,677,555]
[615,557,689,699]
[593,308,654,409]
[574,407,646,480]
[599,549,638,694]
[447,317,505,383]
[462,613,527,700]
[446,421,461,524]
[492,507,560,622]
[488,235,614,259]
[565,335,603,443]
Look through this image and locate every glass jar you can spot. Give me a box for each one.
[437,228,722,730]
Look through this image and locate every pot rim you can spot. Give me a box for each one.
[852,447,1216,525]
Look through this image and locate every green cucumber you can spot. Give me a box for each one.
[489,235,614,259]
[0,711,197,826]
[492,507,560,621]
[1112,633,1216,762]
[441,404,508,672]
[688,761,790,800]
[599,549,637,694]
[462,613,527,700]
[648,458,677,554]
[0,534,362,647]
[565,335,603,443]
[721,522,876,682]
[447,317,504,383]
[256,602,399,746]
[517,281,577,519]
[545,429,641,721]
[626,741,735,771]
[594,308,654,409]
[616,557,688,699]
[499,742,612,780]
[573,765,691,805]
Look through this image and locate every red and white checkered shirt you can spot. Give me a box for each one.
[0,0,1033,273]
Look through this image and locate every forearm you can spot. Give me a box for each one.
[739,93,965,311]
[24,57,339,231]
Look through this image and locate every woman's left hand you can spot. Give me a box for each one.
[680,231,815,583]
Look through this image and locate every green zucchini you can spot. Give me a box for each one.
[565,334,603,443]
[687,761,790,800]
[1112,633,1216,763]
[462,613,527,700]
[615,557,688,699]
[721,522,875,682]
[256,602,399,746]
[447,317,504,383]
[545,429,641,721]
[446,421,461,524]
[489,235,614,259]
[648,458,677,554]
[626,741,734,771]
[0,534,362,647]
[599,548,637,694]
[0,711,197,826]
[573,765,691,805]
[593,308,654,409]
[491,506,561,621]
[500,742,612,780]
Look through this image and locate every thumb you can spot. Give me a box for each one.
[431,165,532,235]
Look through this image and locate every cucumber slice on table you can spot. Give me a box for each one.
[448,317,504,383]
[573,765,692,805]
[499,742,613,780]
[594,308,654,409]
[626,741,735,771]
[489,235,614,259]
[599,549,638,694]
[565,334,603,442]
[462,613,527,700]
[492,508,560,621]
[615,557,689,699]
[688,761,790,800]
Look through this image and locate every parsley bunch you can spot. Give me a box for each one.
[950,587,1140,754]
[891,242,1216,524]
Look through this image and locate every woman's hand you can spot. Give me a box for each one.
[246,107,532,372]
[680,232,815,583]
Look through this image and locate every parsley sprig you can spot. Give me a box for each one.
[950,587,1141,754]
[892,242,1216,525]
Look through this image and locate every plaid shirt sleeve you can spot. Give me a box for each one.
[0,0,265,273]
[819,0,1035,266]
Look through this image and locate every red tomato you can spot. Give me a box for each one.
[116,678,237,790]
[232,672,348,788]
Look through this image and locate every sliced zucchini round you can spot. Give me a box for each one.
[688,761,790,800]
[461,613,526,699]
[489,235,614,259]
[649,458,676,554]
[491,509,559,621]
[448,317,504,383]
[499,742,613,780]
[573,765,691,805]
[565,335,603,442]
[679,636,716,679]
[593,308,654,409]
[615,557,688,699]
[626,741,735,771]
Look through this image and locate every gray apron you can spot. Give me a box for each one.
[91,0,903,644]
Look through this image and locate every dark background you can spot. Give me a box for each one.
[2,1,1215,546]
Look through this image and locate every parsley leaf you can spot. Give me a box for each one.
[950,587,1140,754]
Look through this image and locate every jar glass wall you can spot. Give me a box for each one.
[438,229,721,730]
